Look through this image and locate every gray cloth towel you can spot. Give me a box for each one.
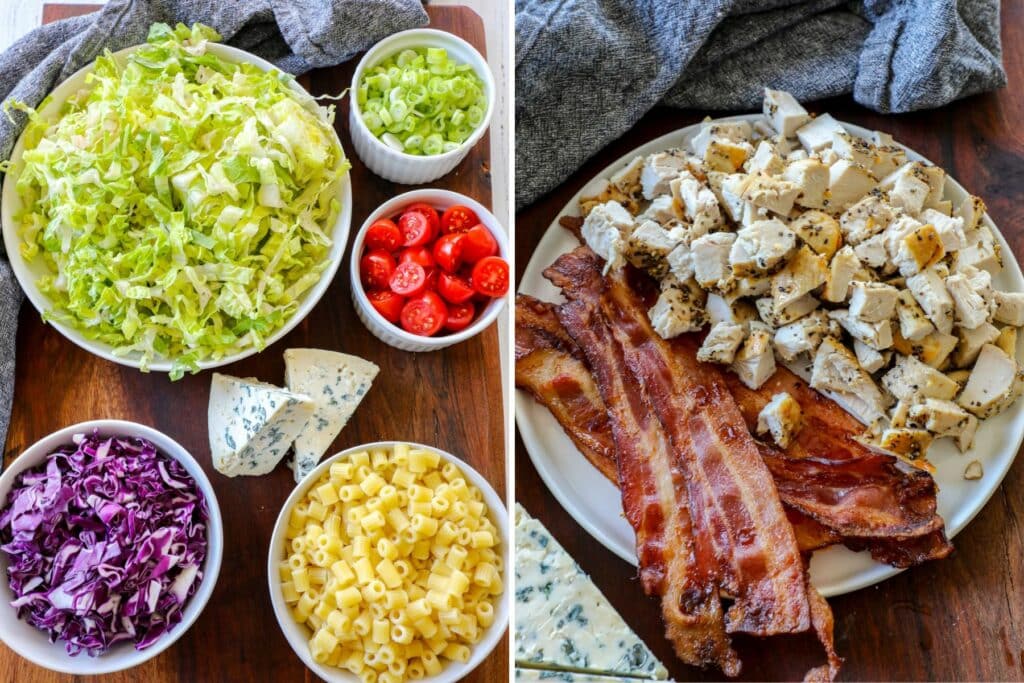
[0,0,428,458]
[515,0,1006,208]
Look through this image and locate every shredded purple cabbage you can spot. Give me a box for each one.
[0,431,208,656]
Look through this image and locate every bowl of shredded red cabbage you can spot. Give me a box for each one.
[0,423,221,673]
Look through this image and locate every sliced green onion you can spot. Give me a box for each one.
[359,46,487,156]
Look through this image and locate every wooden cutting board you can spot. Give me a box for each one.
[1,4,507,682]
[515,6,1024,681]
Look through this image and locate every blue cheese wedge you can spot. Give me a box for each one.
[514,505,668,680]
[208,373,315,477]
[284,349,380,483]
[515,668,644,682]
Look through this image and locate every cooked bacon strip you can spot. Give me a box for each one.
[557,298,740,675]
[545,247,811,638]
[515,295,617,479]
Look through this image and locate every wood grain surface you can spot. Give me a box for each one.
[1,4,508,683]
[515,5,1024,681]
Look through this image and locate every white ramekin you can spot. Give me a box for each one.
[268,441,508,683]
[0,420,224,675]
[349,29,495,184]
[350,189,509,352]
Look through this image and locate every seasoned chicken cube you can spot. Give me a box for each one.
[747,140,785,175]
[920,208,966,252]
[732,321,776,390]
[849,281,899,322]
[957,344,1024,418]
[831,131,876,168]
[996,326,1018,357]
[742,174,801,216]
[828,160,877,211]
[878,428,933,464]
[734,274,772,299]
[705,293,758,326]
[916,164,946,210]
[895,223,945,277]
[788,210,842,259]
[773,310,839,361]
[666,241,694,282]
[839,194,896,245]
[640,195,682,225]
[954,321,1000,368]
[691,120,753,157]
[719,173,752,221]
[705,139,753,173]
[895,289,935,341]
[830,309,893,350]
[610,155,645,197]
[671,175,724,237]
[908,398,974,439]
[641,151,689,199]
[993,291,1024,327]
[957,264,996,314]
[697,321,748,365]
[729,219,797,276]
[626,220,686,279]
[907,266,955,334]
[811,336,890,425]
[871,144,908,179]
[879,162,932,215]
[822,245,861,303]
[854,340,889,373]
[892,327,958,369]
[956,194,987,234]
[756,391,804,449]
[782,158,829,210]
[945,273,989,330]
[691,232,736,291]
[882,354,959,402]
[581,201,635,273]
[648,275,708,339]
[763,89,811,138]
[853,232,890,270]
[771,246,828,310]
[957,224,1003,273]
[757,293,820,327]
[796,113,845,152]
[579,179,640,217]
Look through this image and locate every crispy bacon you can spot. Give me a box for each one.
[545,248,812,638]
[557,297,740,674]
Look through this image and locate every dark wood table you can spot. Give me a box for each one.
[1,4,507,682]
[515,5,1024,680]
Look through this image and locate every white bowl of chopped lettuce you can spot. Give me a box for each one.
[1,24,352,380]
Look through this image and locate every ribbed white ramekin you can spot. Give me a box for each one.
[350,189,508,352]
[349,29,495,185]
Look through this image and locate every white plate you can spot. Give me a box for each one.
[515,113,1024,598]
[0,43,352,375]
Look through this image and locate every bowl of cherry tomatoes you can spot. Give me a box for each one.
[350,189,510,352]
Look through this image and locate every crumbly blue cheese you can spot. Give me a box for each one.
[514,505,668,680]
[515,668,643,682]
[284,349,380,483]
[208,373,315,477]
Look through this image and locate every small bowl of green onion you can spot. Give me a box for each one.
[349,28,494,185]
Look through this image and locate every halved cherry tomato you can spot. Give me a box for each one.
[360,249,396,290]
[399,210,434,247]
[433,233,465,274]
[364,219,403,252]
[366,289,405,323]
[403,203,441,236]
[471,256,509,297]
[399,247,435,269]
[389,261,427,297]
[441,205,479,233]
[460,224,499,263]
[437,272,476,304]
[444,301,475,332]
[401,291,447,336]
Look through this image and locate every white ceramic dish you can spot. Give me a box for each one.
[267,441,509,683]
[515,113,1024,598]
[0,43,353,376]
[350,189,508,352]
[0,420,223,674]
[349,29,495,185]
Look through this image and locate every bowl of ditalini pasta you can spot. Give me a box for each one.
[268,441,508,683]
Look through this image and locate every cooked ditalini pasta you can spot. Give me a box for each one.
[282,444,502,682]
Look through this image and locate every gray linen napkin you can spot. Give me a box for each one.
[0,0,429,459]
[515,0,1006,208]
